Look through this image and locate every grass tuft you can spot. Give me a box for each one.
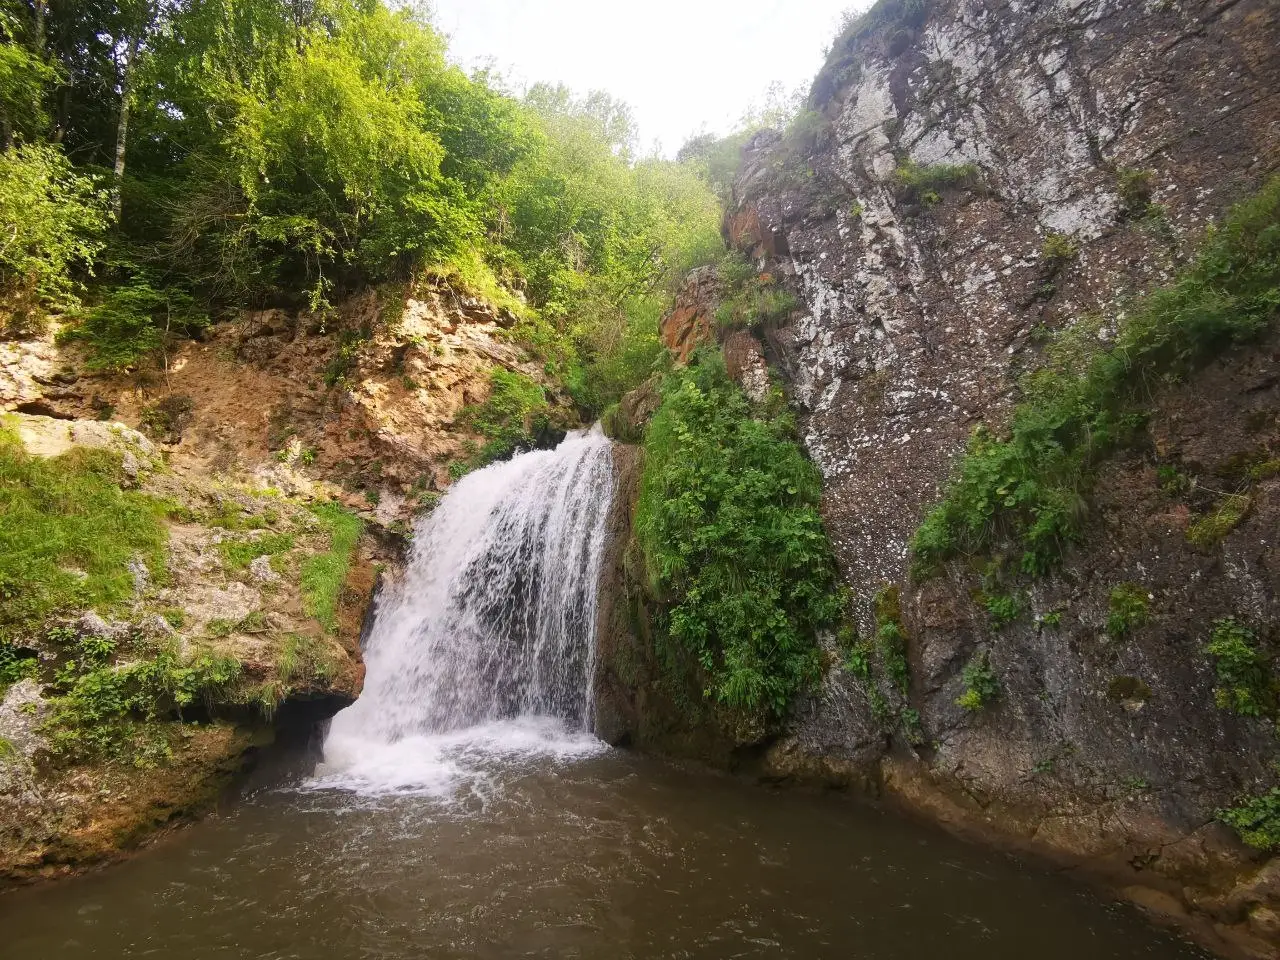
[300,504,363,634]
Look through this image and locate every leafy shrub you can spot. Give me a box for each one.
[956,651,1000,711]
[1218,787,1280,851]
[0,142,110,319]
[1204,617,1273,717]
[984,592,1023,628]
[0,422,168,642]
[61,272,208,373]
[911,175,1280,577]
[635,350,841,726]
[1106,584,1150,638]
[300,503,363,634]
[0,641,39,692]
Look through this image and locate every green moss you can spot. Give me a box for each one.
[0,423,170,642]
[1106,675,1152,703]
[911,175,1280,578]
[300,503,364,634]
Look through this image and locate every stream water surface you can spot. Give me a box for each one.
[2,723,1211,960]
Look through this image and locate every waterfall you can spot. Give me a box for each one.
[315,427,615,795]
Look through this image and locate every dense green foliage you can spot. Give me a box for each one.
[1204,617,1274,718]
[0,0,722,409]
[0,420,169,642]
[635,351,842,727]
[0,142,110,323]
[45,629,242,766]
[1219,787,1280,852]
[912,176,1280,577]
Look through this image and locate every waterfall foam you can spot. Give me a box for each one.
[313,426,614,797]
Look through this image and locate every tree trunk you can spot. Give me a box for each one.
[32,0,46,55]
[112,34,141,222]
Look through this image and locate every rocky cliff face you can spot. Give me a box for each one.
[626,0,1280,956]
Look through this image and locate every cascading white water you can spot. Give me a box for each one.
[314,426,614,796]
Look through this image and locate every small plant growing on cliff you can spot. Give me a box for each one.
[983,591,1023,628]
[874,585,910,696]
[1204,617,1273,717]
[1040,232,1078,273]
[139,395,195,445]
[1107,676,1152,704]
[892,159,979,208]
[1186,494,1251,548]
[1116,167,1155,217]
[460,368,551,466]
[1218,787,1280,852]
[715,253,797,332]
[956,651,1000,711]
[1106,584,1150,638]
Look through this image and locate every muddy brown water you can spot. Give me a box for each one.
[1,732,1210,960]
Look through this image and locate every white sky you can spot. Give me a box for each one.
[430,0,868,156]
